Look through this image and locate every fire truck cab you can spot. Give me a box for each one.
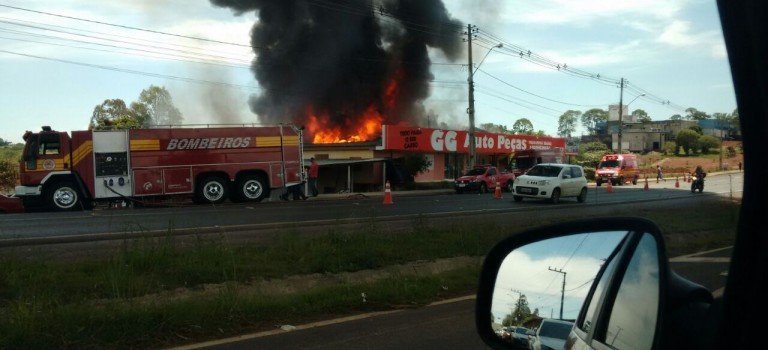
[16,125,304,211]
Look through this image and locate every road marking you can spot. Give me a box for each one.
[669,246,733,263]
[165,295,476,350]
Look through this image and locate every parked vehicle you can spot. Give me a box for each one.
[595,154,639,186]
[512,164,588,204]
[14,125,304,211]
[508,148,569,177]
[511,326,536,349]
[529,318,574,350]
[454,165,515,194]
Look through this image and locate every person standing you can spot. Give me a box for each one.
[656,165,665,181]
[308,157,319,197]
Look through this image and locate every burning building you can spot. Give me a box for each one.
[210,0,464,143]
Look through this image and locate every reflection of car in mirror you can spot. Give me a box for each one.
[512,164,588,204]
[530,318,574,350]
[475,217,717,349]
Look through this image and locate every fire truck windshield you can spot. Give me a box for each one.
[598,160,621,168]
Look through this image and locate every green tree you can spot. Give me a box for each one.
[632,109,651,123]
[89,99,138,130]
[509,294,532,326]
[663,141,678,155]
[577,141,610,172]
[580,108,608,135]
[0,159,19,192]
[670,114,683,121]
[139,85,183,126]
[400,153,432,181]
[688,125,703,135]
[698,135,721,154]
[676,129,700,155]
[479,123,510,134]
[685,107,710,120]
[557,110,581,138]
[512,118,534,135]
[0,138,10,147]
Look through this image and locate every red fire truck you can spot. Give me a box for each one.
[14,125,304,211]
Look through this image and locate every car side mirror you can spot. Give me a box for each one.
[475,217,717,349]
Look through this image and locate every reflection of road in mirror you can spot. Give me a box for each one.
[490,231,627,337]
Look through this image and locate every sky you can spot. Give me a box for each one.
[0,0,736,144]
[491,231,626,322]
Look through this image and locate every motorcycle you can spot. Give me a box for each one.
[691,173,705,193]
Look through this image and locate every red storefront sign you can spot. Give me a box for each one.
[382,125,565,154]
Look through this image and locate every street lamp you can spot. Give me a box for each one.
[617,93,645,153]
[468,43,503,167]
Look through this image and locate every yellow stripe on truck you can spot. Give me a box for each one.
[255,136,299,147]
[130,139,160,151]
[71,140,93,166]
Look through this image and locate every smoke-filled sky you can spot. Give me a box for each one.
[209,0,465,141]
[0,0,735,143]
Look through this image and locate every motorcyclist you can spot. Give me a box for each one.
[693,165,706,179]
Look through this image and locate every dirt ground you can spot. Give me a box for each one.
[636,141,743,176]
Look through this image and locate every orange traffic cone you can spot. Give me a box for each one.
[644,177,649,191]
[494,182,503,199]
[383,181,393,205]
[675,177,680,188]
[606,180,613,193]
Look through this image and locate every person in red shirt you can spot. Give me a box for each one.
[308,157,319,197]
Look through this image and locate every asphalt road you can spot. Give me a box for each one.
[0,173,739,349]
[0,172,743,243]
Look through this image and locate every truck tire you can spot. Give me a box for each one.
[596,179,602,187]
[505,181,514,192]
[632,176,638,185]
[234,175,267,202]
[196,176,229,204]
[48,181,81,211]
[479,183,487,193]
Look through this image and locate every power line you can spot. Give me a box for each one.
[0,3,252,47]
[476,68,610,108]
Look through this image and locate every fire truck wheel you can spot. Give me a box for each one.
[235,175,267,202]
[48,181,80,211]
[196,176,229,204]
[479,183,488,193]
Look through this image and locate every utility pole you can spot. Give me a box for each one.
[617,77,625,153]
[466,24,477,168]
[548,267,566,319]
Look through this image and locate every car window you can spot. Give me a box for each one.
[571,167,583,178]
[602,234,659,349]
[488,168,496,176]
[539,321,572,339]
[526,165,562,177]
[598,160,620,168]
[579,246,622,333]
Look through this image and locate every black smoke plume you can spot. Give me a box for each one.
[210,0,463,141]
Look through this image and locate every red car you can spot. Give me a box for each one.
[0,194,24,214]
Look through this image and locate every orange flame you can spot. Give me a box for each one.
[305,72,402,144]
[307,105,383,143]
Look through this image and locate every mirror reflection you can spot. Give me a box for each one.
[490,231,627,348]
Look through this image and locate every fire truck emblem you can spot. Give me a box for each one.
[42,159,55,170]
[143,182,153,191]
